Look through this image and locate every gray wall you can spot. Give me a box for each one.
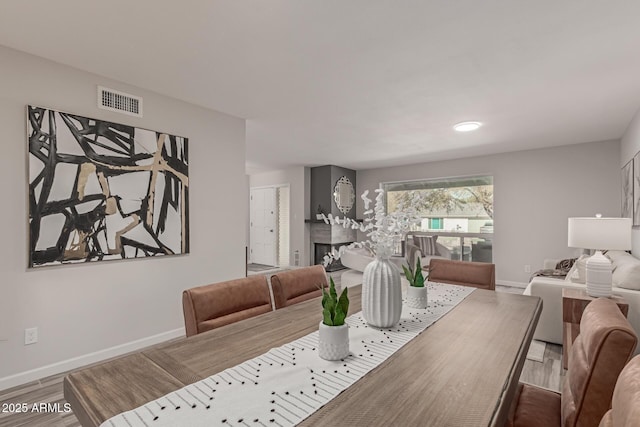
[310,165,357,219]
[356,140,621,286]
[249,167,309,267]
[0,46,247,388]
[330,166,357,219]
[621,106,640,256]
[310,166,332,218]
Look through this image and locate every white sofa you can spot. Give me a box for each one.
[524,250,640,353]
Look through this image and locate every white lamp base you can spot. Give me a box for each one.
[585,250,613,297]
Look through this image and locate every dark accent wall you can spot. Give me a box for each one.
[310,165,356,219]
[310,166,332,218]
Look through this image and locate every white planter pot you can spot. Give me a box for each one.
[405,286,428,309]
[362,256,402,328]
[318,322,350,360]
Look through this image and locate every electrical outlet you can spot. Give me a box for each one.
[524,265,531,273]
[24,327,38,345]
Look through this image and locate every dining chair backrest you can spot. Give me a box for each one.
[562,298,638,427]
[271,265,327,309]
[599,355,640,427]
[182,275,272,337]
[428,258,495,290]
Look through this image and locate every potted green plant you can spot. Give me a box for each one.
[402,257,428,309]
[318,277,350,360]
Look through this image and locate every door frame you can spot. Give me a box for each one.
[249,186,278,266]
[248,184,290,267]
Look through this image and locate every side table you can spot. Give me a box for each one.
[562,288,629,369]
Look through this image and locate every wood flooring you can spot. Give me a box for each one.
[0,278,563,427]
[0,371,80,427]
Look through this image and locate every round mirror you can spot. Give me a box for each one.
[333,176,355,215]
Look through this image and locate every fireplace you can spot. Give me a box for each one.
[314,242,352,272]
[308,165,358,271]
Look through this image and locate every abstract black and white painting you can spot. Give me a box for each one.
[634,152,640,227]
[28,106,189,268]
[622,159,633,220]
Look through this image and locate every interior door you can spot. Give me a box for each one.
[250,187,278,266]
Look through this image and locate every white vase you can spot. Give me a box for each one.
[362,256,402,327]
[318,322,350,360]
[405,285,428,309]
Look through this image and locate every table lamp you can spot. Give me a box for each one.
[567,215,632,297]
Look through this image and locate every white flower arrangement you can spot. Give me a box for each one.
[321,189,423,265]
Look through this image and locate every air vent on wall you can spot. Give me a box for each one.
[97,86,143,117]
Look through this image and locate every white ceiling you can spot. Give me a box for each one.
[1,1,640,174]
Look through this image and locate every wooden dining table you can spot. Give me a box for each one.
[64,285,541,427]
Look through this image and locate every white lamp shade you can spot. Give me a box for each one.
[567,217,632,250]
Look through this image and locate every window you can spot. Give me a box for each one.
[429,218,443,230]
[383,175,493,262]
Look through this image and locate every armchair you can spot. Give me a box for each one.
[428,258,495,290]
[508,298,638,427]
[271,265,327,309]
[599,355,640,426]
[182,275,273,337]
[404,232,451,268]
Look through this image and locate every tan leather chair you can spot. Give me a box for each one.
[599,355,640,427]
[271,265,327,309]
[182,275,272,337]
[428,258,496,290]
[508,298,638,427]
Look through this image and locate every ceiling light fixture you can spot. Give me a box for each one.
[453,121,482,132]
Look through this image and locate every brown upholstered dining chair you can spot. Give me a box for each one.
[428,258,496,290]
[182,275,272,337]
[271,265,327,309]
[599,355,640,427]
[507,298,638,427]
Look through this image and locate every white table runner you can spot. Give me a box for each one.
[102,282,475,427]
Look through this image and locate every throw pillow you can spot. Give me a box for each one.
[566,255,589,284]
[555,258,577,271]
[413,235,438,256]
[530,269,569,279]
[565,262,579,282]
[612,252,640,290]
[605,250,628,268]
[575,255,589,283]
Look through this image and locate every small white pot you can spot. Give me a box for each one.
[318,322,349,360]
[405,286,428,309]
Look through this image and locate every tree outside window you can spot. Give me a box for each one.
[383,176,493,262]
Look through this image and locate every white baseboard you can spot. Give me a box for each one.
[496,280,528,289]
[0,327,185,392]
